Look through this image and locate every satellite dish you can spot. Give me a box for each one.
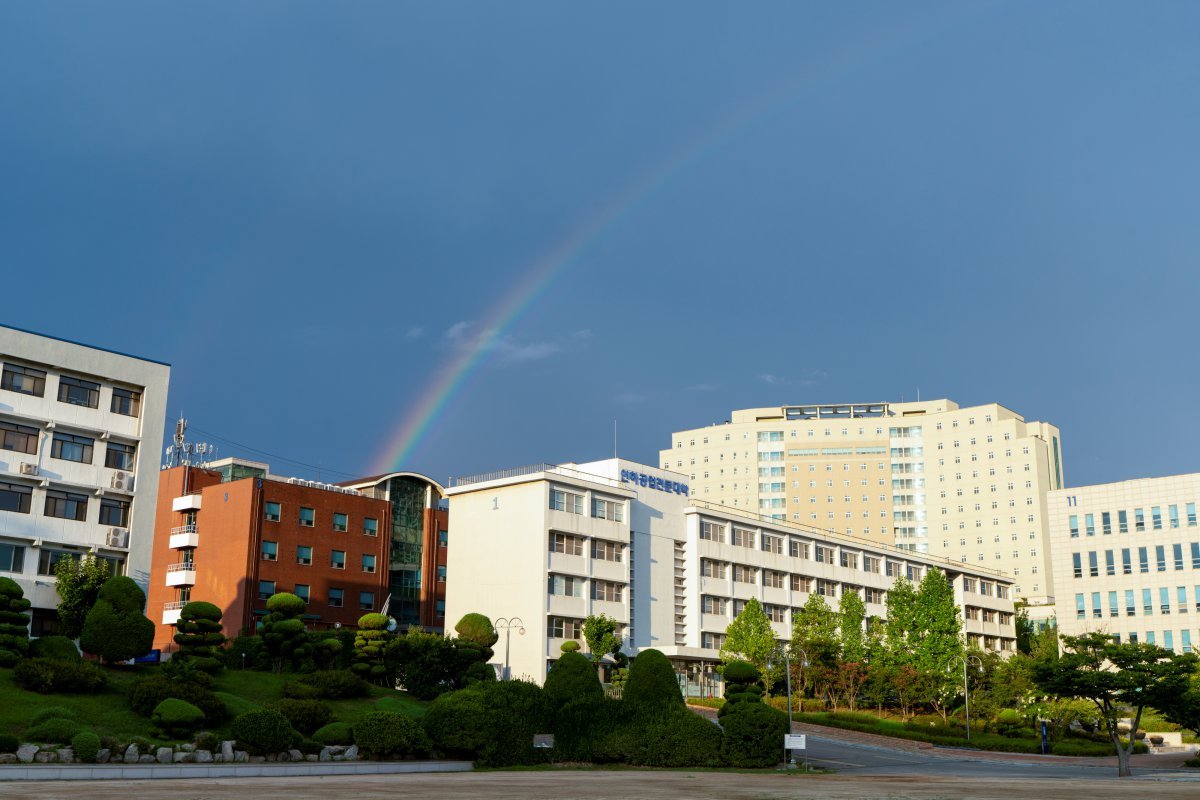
[386,617,397,633]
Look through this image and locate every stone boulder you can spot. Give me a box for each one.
[194,750,213,763]
[156,747,173,765]
[124,744,139,764]
[17,744,38,764]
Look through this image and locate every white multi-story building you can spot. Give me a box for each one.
[0,325,169,634]
[1048,473,1200,654]
[662,400,1063,620]
[445,457,1016,690]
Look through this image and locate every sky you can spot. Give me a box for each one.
[2,2,1198,488]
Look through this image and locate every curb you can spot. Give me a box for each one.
[0,759,474,782]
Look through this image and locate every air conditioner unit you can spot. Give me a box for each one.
[106,528,129,548]
[19,462,38,476]
[111,472,134,492]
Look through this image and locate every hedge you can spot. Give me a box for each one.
[31,706,75,727]
[312,722,355,746]
[29,635,82,662]
[353,711,429,759]
[721,703,790,767]
[152,698,207,737]
[130,676,228,724]
[299,670,370,699]
[25,718,84,744]
[231,710,298,755]
[71,732,102,763]
[13,658,106,694]
[543,651,603,709]
[623,649,682,709]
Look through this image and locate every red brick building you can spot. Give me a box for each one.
[148,459,447,653]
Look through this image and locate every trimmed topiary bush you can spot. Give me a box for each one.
[299,669,370,699]
[312,722,355,746]
[25,717,83,744]
[79,576,154,663]
[560,639,581,653]
[352,613,392,684]
[423,689,489,758]
[13,658,106,694]
[0,577,31,665]
[353,711,429,759]
[152,698,207,737]
[623,648,683,709]
[282,680,319,699]
[721,702,790,767]
[472,679,551,767]
[454,613,498,647]
[231,710,298,755]
[29,635,81,662]
[267,699,333,735]
[71,731,102,763]
[31,706,75,727]
[172,601,227,673]
[261,593,312,672]
[626,707,723,767]
[552,695,625,762]
[194,731,219,752]
[0,733,20,753]
[544,650,603,709]
[130,675,228,724]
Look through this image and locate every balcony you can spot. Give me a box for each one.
[162,600,186,626]
[169,523,199,549]
[165,563,196,587]
[172,493,202,512]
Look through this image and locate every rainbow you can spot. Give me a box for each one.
[368,4,979,474]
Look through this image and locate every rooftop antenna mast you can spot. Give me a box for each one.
[162,416,218,469]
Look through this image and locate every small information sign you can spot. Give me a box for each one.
[784,734,806,750]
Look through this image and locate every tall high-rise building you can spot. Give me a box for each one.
[661,400,1064,614]
[0,324,170,634]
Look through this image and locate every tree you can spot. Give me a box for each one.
[1032,631,1199,777]
[789,593,838,701]
[1158,671,1200,738]
[172,600,226,672]
[883,577,918,667]
[544,650,603,708]
[582,613,622,664]
[53,555,110,639]
[79,576,154,663]
[721,598,778,682]
[454,613,499,648]
[911,568,964,721]
[0,577,31,666]
[837,590,867,663]
[623,648,683,708]
[260,592,312,673]
[387,631,457,699]
[353,613,393,684]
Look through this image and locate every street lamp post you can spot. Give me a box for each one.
[494,617,525,681]
[772,648,807,768]
[950,654,983,741]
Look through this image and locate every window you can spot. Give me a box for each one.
[297,545,313,565]
[1193,543,1200,569]
[1139,547,1149,573]
[1072,553,1082,578]
[1156,545,1167,572]
[264,501,281,522]
[1088,551,1098,577]
[1161,587,1172,614]
[438,529,448,546]
[549,532,583,555]
[359,591,375,610]
[330,549,345,569]
[1119,510,1128,533]
[866,587,885,604]
[548,574,583,597]
[99,497,130,527]
[57,376,100,408]
[702,596,728,615]
[1105,550,1115,576]
[1135,508,1145,532]
[814,546,830,564]
[258,580,276,600]
[105,442,136,470]
[764,570,784,588]
[0,421,38,455]
[51,432,94,464]
[262,540,278,561]
[592,580,623,602]
[1174,543,1185,571]
[592,540,623,562]
[1085,514,1095,536]
[0,481,33,514]
[44,489,87,521]
[548,617,583,639]
[1143,588,1153,615]
[700,521,725,543]
[111,387,141,416]
[37,548,80,575]
[549,489,584,514]
[1126,590,1136,616]
[363,517,378,536]
[362,553,376,573]
[816,578,837,597]
[1152,506,1162,530]
[700,559,726,578]
[790,540,809,559]
[702,632,726,650]
[2,363,46,396]
[863,556,880,573]
[732,564,757,584]
[1170,505,1180,529]
[328,587,344,608]
[299,507,315,527]
[765,604,786,623]
[791,575,812,592]
[591,497,624,522]
[333,512,348,532]
[732,528,755,548]
[0,543,24,573]
[294,584,310,604]
[839,551,858,570]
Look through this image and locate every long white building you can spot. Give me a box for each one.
[0,325,169,634]
[445,457,1016,690]
[1049,473,1200,653]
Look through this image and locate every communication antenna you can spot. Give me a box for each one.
[162,416,218,469]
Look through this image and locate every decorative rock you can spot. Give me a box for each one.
[124,744,139,764]
[57,748,73,763]
[17,744,39,764]
[234,750,249,763]
[304,754,318,762]
[288,749,302,762]
[156,747,173,765]
[318,748,332,762]
[139,754,157,764]
[0,754,17,764]
[97,748,110,764]
[221,741,234,761]
[194,750,213,763]
[173,751,194,763]
[249,755,265,763]
[180,743,196,752]
[327,746,344,755]
[34,751,57,763]
[332,755,344,762]
[343,745,359,761]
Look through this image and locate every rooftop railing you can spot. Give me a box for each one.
[450,462,620,489]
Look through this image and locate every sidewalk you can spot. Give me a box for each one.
[0,759,473,782]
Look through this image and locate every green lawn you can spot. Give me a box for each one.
[2,665,428,744]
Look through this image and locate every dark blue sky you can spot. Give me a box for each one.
[3,2,1198,487]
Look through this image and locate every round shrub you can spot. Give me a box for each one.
[29,635,81,662]
[282,680,319,699]
[423,689,489,758]
[153,698,207,737]
[721,702,790,767]
[312,722,355,746]
[31,706,75,726]
[26,717,83,744]
[454,613,498,647]
[265,592,307,617]
[71,732,102,763]
[722,659,760,685]
[298,738,324,755]
[13,658,106,694]
[79,576,154,663]
[623,649,683,709]
[267,698,333,735]
[0,733,19,753]
[544,651,603,709]
[629,707,723,767]
[0,577,31,665]
[560,639,581,653]
[231,710,298,755]
[471,679,552,767]
[299,669,370,699]
[354,711,429,759]
[194,731,220,752]
[130,675,228,724]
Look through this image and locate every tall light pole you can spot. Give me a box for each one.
[494,617,525,680]
[771,647,807,767]
[950,654,983,741]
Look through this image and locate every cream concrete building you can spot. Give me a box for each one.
[1049,474,1200,654]
[661,400,1063,615]
[445,457,1016,690]
[0,325,170,634]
